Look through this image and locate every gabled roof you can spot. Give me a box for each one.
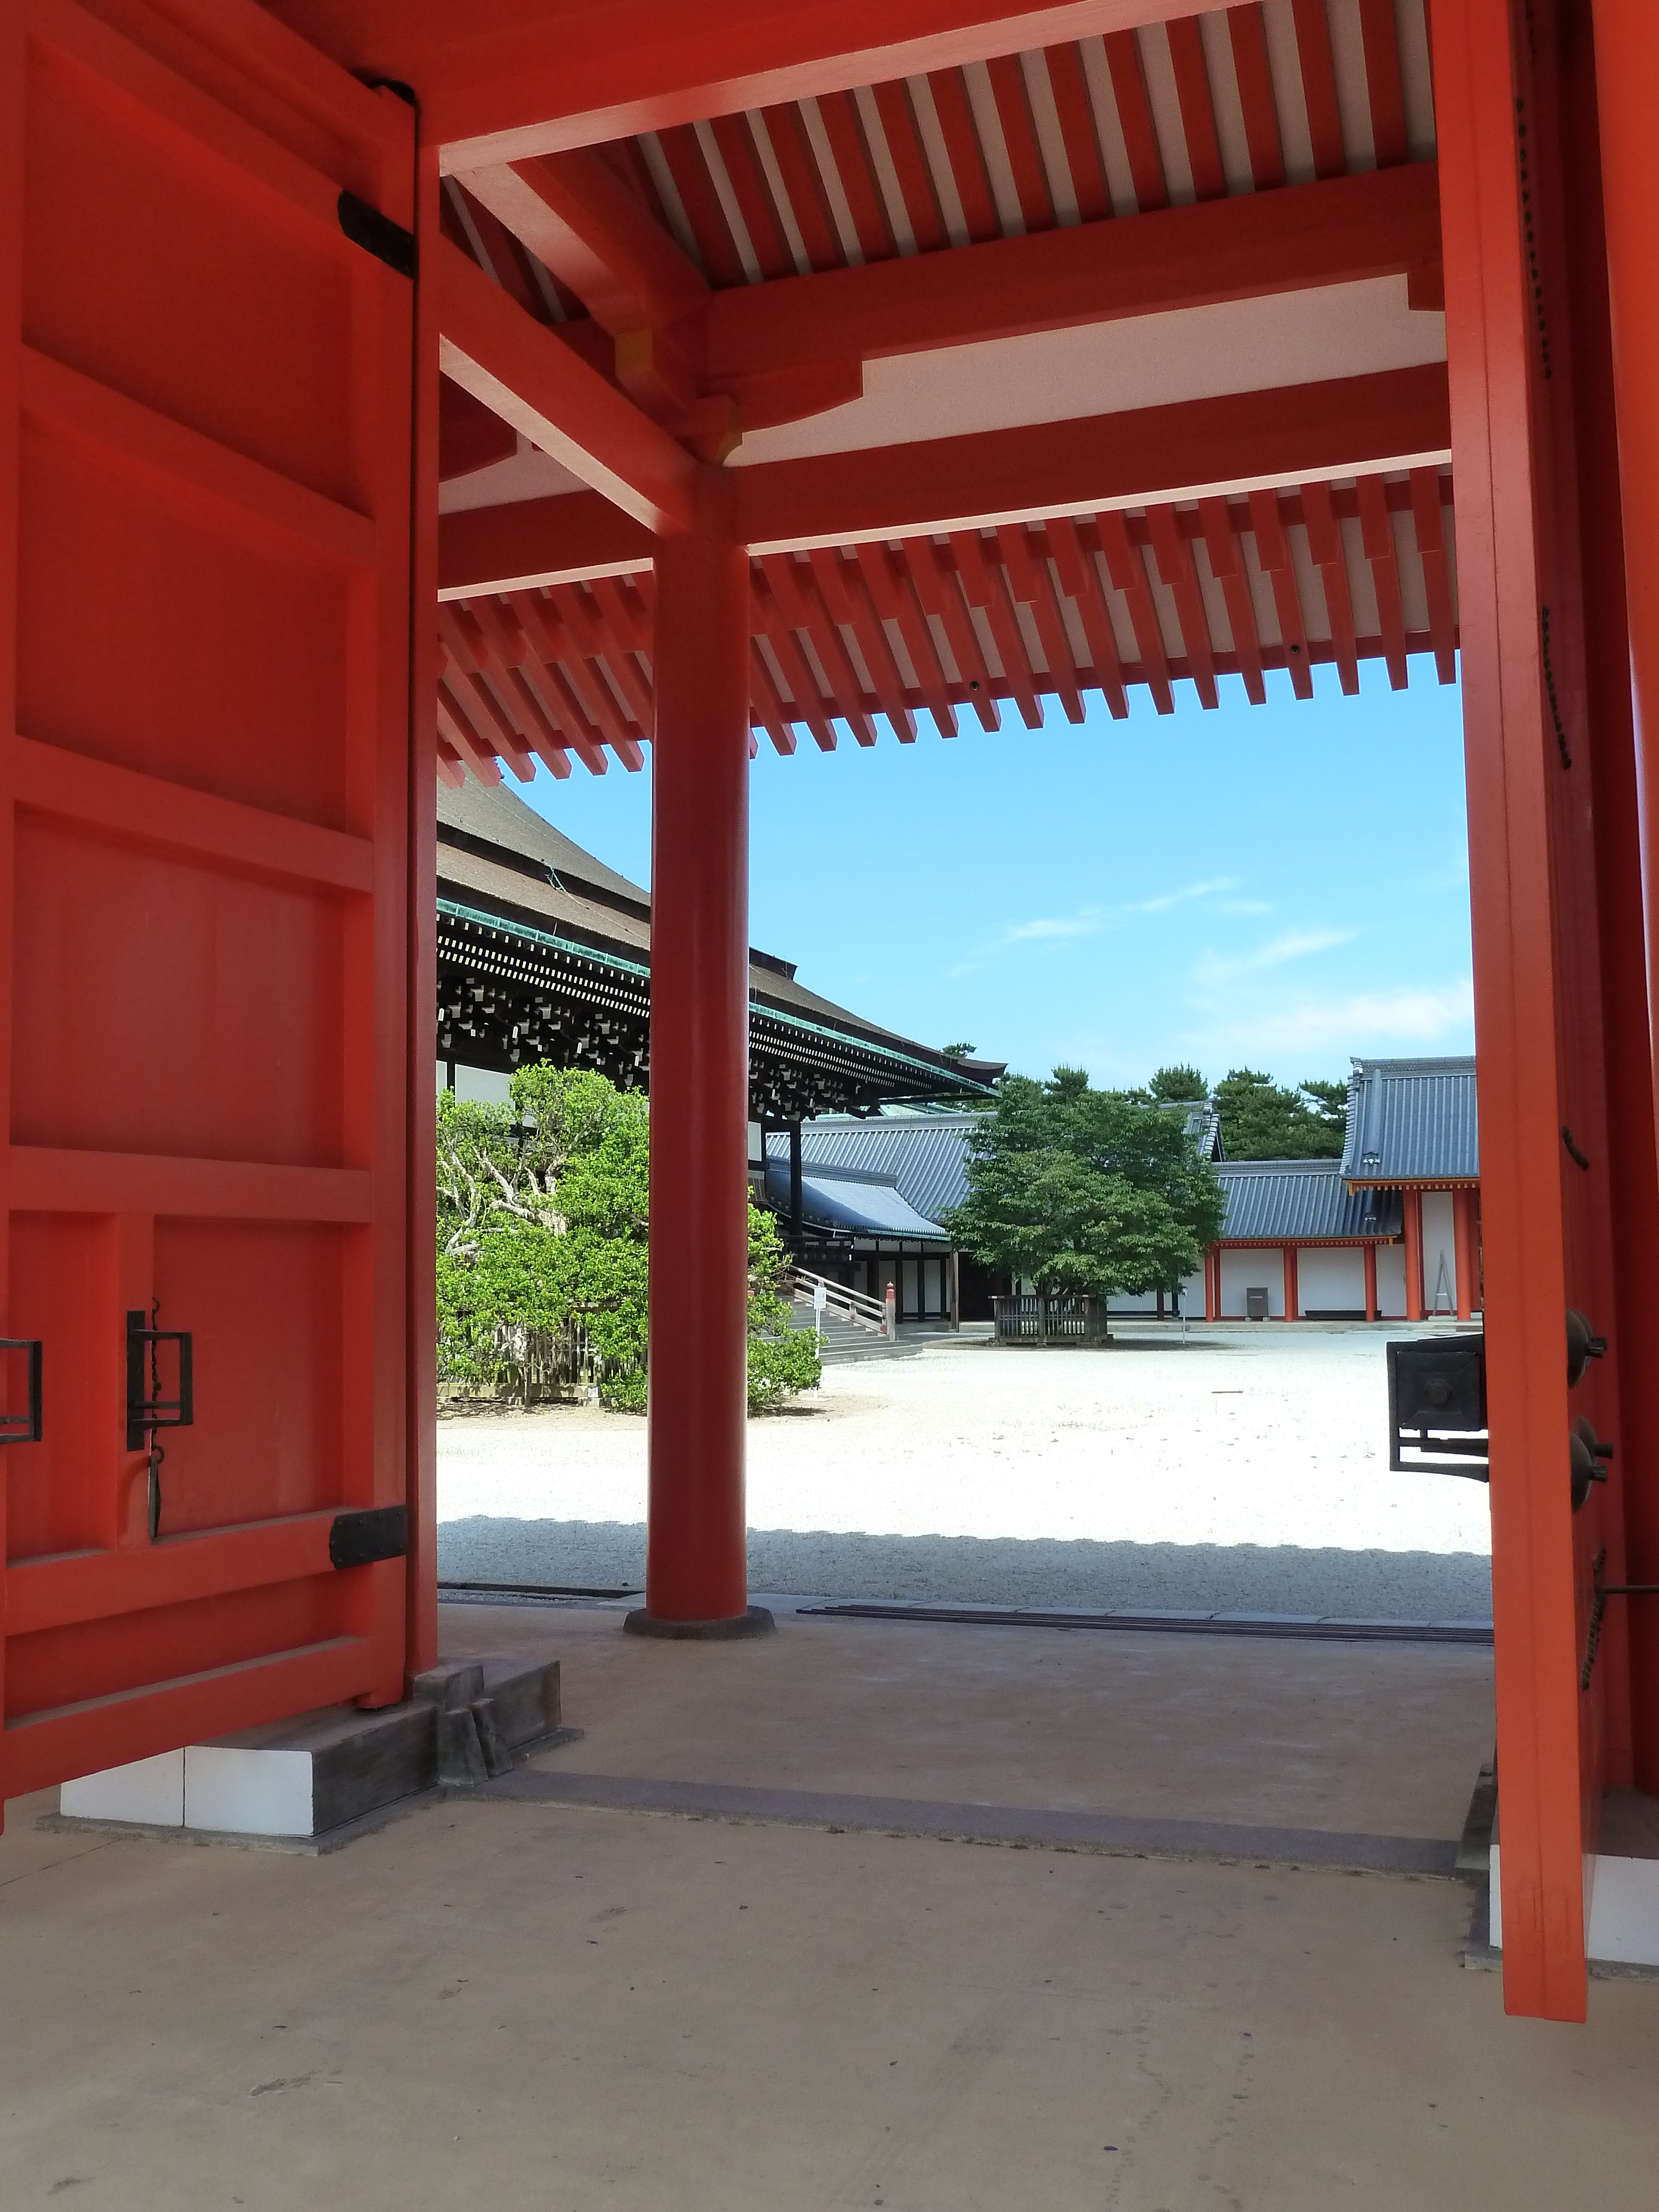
[1218,1160,1402,1244]
[1339,1056,1478,1185]
[762,1157,950,1242]
[1168,1100,1224,1162]
[770,1113,981,1223]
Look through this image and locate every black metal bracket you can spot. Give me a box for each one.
[0,1337,42,1445]
[126,1311,193,1452]
[337,189,416,278]
[329,1504,409,1569]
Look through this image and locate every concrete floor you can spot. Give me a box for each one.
[2,1602,1656,2210]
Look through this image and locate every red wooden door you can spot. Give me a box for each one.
[0,0,418,1810]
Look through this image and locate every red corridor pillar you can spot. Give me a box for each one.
[1363,1243,1378,1322]
[633,473,768,1637]
[1282,1245,1298,1321]
[1453,1190,1477,1321]
[1403,1190,1424,1321]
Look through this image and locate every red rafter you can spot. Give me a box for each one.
[1045,516,1129,719]
[708,112,794,279]
[758,552,876,744]
[1301,479,1360,695]
[544,581,655,730]
[1246,486,1314,700]
[1198,496,1266,706]
[986,54,1056,232]
[815,90,896,262]
[509,593,615,772]
[1410,466,1458,681]
[906,535,1003,728]
[996,523,1084,722]
[758,103,844,271]
[748,638,797,755]
[1091,510,1174,714]
[502,663,575,776]
[1228,5,1285,191]
[1358,0,1408,168]
[1291,0,1347,180]
[750,564,846,748]
[654,123,746,285]
[1357,474,1409,686]
[926,67,1001,241]
[871,79,948,252]
[1105,31,1169,212]
[1045,43,1110,222]
[1165,17,1227,203]
[854,542,959,735]
[808,546,919,739]
[437,677,505,784]
[1149,505,1219,708]
[951,530,1044,727]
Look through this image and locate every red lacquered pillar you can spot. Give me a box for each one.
[629,472,769,1640]
[1591,0,1659,1793]
[1403,1190,1424,1321]
[1363,1243,1378,1322]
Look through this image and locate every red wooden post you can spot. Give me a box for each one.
[1453,1190,1476,1322]
[633,471,768,1636]
[1433,0,1588,2018]
[1589,0,1659,1794]
[1402,1190,1424,1322]
[1204,1248,1217,1322]
[1363,1242,1378,1323]
[1282,1244,1297,1321]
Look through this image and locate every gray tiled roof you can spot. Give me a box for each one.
[762,1158,949,1240]
[1219,1161,1403,1243]
[769,1113,983,1221]
[1339,1057,1479,1183]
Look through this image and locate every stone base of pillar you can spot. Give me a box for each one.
[624,1606,776,1641]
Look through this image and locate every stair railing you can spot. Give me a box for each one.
[786,1264,891,1337]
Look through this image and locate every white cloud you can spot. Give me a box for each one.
[1196,979,1476,1058]
[950,875,1246,973]
[1001,908,1106,945]
[1193,928,1355,986]
[1121,874,1243,916]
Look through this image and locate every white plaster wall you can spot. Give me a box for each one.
[1421,1191,1458,1313]
[453,1064,514,1107]
[1376,1242,1407,1319]
[1296,1248,1366,1315]
[1219,1248,1286,1319]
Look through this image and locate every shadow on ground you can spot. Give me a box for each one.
[437,1516,1491,1619]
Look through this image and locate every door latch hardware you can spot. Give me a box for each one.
[337,189,416,278]
[1581,1548,1659,1688]
[0,1337,43,1444]
[126,1311,193,1450]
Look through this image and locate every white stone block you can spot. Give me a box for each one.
[184,1745,315,1837]
[60,1750,185,1827]
[1587,1853,1659,1967]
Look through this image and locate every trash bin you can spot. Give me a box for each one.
[1245,1287,1269,1321]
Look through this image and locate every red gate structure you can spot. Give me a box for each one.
[4,0,1658,2022]
[0,0,422,1798]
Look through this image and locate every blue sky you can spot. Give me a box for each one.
[515,658,1473,1093]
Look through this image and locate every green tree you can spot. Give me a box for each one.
[1148,1063,1208,1103]
[1213,1068,1345,1159]
[436,1065,820,1412]
[947,1066,1225,1297]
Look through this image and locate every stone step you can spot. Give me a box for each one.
[55,1650,564,1844]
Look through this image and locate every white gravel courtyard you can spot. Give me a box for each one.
[438,1324,1494,1621]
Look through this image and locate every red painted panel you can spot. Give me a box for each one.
[1,0,417,1812]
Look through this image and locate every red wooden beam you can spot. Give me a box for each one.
[1104,28,1168,211]
[458,148,710,334]
[1092,509,1174,714]
[951,530,1044,727]
[735,363,1452,548]
[435,232,697,531]
[705,163,1440,379]
[1291,0,1347,180]
[997,523,1084,722]
[854,543,960,735]
[1410,465,1458,681]
[1228,5,1285,193]
[808,548,919,739]
[906,535,1005,728]
[1301,477,1360,695]
[1149,505,1218,708]
[440,491,654,597]
[267,1,1204,170]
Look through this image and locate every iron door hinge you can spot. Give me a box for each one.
[337,189,416,278]
[0,1337,43,1444]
